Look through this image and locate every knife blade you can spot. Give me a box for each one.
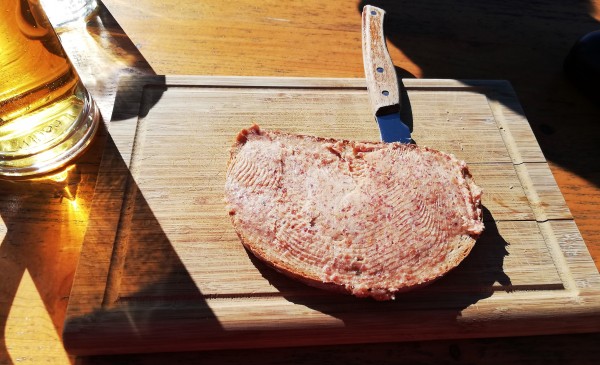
[362,5,412,144]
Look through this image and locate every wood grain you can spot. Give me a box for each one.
[1,0,599,364]
[62,76,600,356]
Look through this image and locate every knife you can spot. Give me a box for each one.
[362,5,412,143]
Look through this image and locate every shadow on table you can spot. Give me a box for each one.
[358,0,600,190]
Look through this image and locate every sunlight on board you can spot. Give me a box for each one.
[5,269,73,364]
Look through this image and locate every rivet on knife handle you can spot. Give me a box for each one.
[362,5,400,116]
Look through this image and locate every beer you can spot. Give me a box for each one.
[0,0,99,178]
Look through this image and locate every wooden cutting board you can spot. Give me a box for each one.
[63,76,600,355]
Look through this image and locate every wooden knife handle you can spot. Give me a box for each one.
[362,5,400,116]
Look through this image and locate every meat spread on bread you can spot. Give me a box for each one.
[225,125,484,300]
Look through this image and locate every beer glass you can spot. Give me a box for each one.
[0,0,100,179]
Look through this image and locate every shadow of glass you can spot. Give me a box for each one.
[88,5,153,72]
[357,0,600,189]
[91,4,168,122]
[92,4,168,121]
[57,1,162,122]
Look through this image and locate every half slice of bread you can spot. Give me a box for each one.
[225,125,484,300]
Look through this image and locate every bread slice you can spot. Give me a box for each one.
[225,125,484,300]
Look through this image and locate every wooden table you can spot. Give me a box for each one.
[1,0,599,363]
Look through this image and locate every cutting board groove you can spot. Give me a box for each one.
[63,76,600,355]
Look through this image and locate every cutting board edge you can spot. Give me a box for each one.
[63,295,600,356]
